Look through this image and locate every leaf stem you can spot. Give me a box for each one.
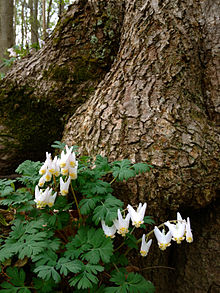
[110,175,118,185]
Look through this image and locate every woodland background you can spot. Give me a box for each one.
[0,0,219,292]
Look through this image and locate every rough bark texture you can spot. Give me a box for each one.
[62,0,220,291]
[0,0,220,291]
[0,0,14,73]
[0,0,124,175]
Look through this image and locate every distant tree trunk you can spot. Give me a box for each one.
[46,0,52,30]
[42,0,46,39]
[30,0,39,45]
[0,0,219,291]
[21,1,25,47]
[0,0,14,72]
[58,0,65,17]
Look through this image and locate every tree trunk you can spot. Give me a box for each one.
[30,0,39,45]
[0,0,219,291]
[42,0,46,39]
[0,0,14,73]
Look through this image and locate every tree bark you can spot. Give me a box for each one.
[0,0,14,73]
[0,0,219,291]
[62,0,220,291]
[0,0,124,175]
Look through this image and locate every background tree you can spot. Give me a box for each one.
[0,0,219,291]
[0,0,14,72]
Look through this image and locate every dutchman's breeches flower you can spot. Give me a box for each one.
[165,212,186,244]
[101,220,117,238]
[140,234,152,257]
[113,209,130,237]
[154,226,172,250]
[34,186,57,208]
[60,177,71,196]
[186,217,193,243]
[127,202,147,228]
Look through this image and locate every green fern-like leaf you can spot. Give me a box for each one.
[34,265,61,283]
[111,160,136,181]
[0,267,31,293]
[132,163,153,174]
[56,258,84,276]
[69,263,104,290]
[105,271,155,293]
[92,195,123,225]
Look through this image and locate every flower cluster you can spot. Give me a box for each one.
[35,146,78,208]
[101,204,193,257]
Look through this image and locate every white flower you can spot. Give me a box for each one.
[127,202,147,228]
[34,186,57,208]
[69,151,77,168]
[53,156,61,177]
[140,234,152,257]
[60,177,71,196]
[113,209,130,236]
[69,166,78,180]
[60,145,73,168]
[39,152,52,175]
[59,146,78,178]
[186,217,193,243]
[101,220,117,238]
[44,169,52,182]
[154,226,172,250]
[38,175,46,187]
[165,212,186,244]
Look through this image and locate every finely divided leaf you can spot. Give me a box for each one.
[92,195,123,225]
[111,160,136,181]
[133,163,153,174]
[79,196,102,215]
[56,258,84,276]
[107,271,155,293]
[34,265,61,283]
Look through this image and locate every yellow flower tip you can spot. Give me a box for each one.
[134,221,143,228]
[159,242,171,250]
[54,171,60,177]
[69,173,77,179]
[39,170,46,175]
[61,190,68,196]
[70,161,75,167]
[186,237,193,243]
[118,227,129,236]
[61,169,68,175]
[48,168,55,174]
[140,250,148,257]
[48,203,53,207]
[105,235,115,239]
[45,175,51,182]
[173,237,185,244]
[38,182,44,187]
[60,162,66,168]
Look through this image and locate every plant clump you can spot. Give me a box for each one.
[0,141,193,292]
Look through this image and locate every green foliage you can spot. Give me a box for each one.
[0,142,155,292]
[0,267,31,293]
[51,140,67,150]
[111,159,153,181]
[15,160,42,189]
[106,271,155,293]
[92,195,123,225]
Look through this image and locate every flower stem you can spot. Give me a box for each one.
[70,182,82,219]
[110,175,118,185]
[124,219,181,255]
